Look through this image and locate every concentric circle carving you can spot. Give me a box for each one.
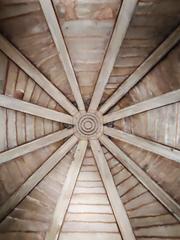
[74,112,103,139]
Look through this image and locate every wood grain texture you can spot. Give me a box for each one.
[89,0,138,112]
[104,148,180,239]
[104,89,180,123]
[100,135,180,221]
[46,140,88,240]
[0,1,180,239]
[104,127,180,163]
[0,94,73,124]
[59,147,122,240]
[40,0,85,112]
[113,43,180,203]
[0,34,78,115]
[90,140,135,240]
[0,128,73,164]
[100,25,180,113]
[0,135,78,222]
[0,150,73,239]
[0,51,8,93]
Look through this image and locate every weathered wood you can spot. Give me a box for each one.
[59,233,122,240]
[100,25,180,114]
[39,0,85,112]
[0,107,7,152]
[0,2,40,20]
[68,204,112,214]
[0,128,74,165]
[0,135,78,222]
[62,20,114,38]
[0,34,78,115]
[104,127,180,163]
[130,214,177,228]
[135,224,180,238]
[0,94,73,124]
[103,89,180,123]
[71,194,109,205]
[0,232,44,240]
[99,135,180,221]
[0,51,8,94]
[62,222,119,233]
[88,0,138,112]
[0,216,48,232]
[90,139,136,240]
[7,110,17,149]
[46,140,87,240]
[65,213,115,223]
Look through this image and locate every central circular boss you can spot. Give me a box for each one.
[74,112,103,139]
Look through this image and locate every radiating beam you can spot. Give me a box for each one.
[100,25,180,114]
[0,34,78,115]
[46,140,88,240]
[103,89,180,123]
[88,0,138,112]
[90,139,136,240]
[0,94,73,124]
[39,0,85,112]
[104,127,180,163]
[0,135,78,222]
[0,128,74,165]
[100,135,180,221]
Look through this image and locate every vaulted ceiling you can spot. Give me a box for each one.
[0,0,180,240]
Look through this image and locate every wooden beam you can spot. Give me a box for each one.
[100,25,180,114]
[90,139,136,240]
[103,89,180,123]
[0,94,73,124]
[39,0,85,112]
[0,34,78,115]
[104,127,180,164]
[0,135,78,222]
[99,135,180,221]
[88,0,138,112]
[0,128,74,165]
[46,140,88,240]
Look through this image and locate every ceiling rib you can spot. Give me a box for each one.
[100,135,180,221]
[104,127,180,164]
[100,25,180,114]
[46,140,88,240]
[0,34,78,116]
[0,128,74,165]
[90,139,136,240]
[0,94,73,124]
[0,135,78,222]
[88,0,138,112]
[39,0,85,112]
[103,89,180,123]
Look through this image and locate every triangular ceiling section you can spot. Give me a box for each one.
[104,147,180,239]
[0,49,67,112]
[112,43,180,111]
[112,139,180,204]
[0,150,74,240]
[115,102,180,150]
[102,0,180,102]
[0,140,63,209]
[58,147,122,240]
[52,0,122,102]
[0,1,72,100]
